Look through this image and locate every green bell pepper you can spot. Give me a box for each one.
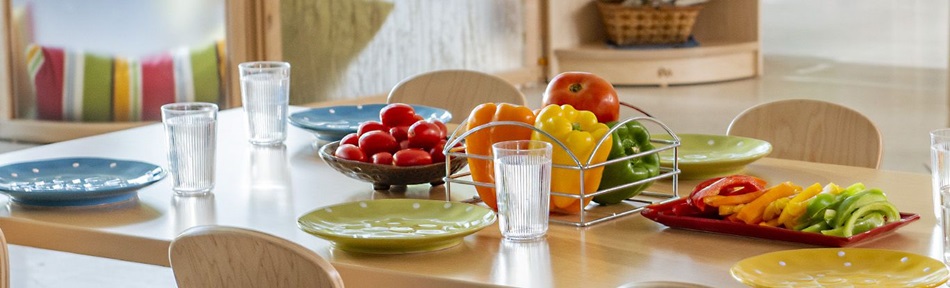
[593,121,661,205]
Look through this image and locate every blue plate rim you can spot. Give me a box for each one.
[288,104,453,135]
[0,157,166,205]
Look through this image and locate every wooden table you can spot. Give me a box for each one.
[0,105,939,288]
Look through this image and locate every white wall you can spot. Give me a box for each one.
[761,0,948,69]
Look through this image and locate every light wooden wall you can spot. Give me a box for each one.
[279,0,527,104]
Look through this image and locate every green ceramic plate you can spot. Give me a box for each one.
[652,134,772,180]
[297,199,496,254]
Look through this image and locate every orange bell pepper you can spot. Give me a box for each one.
[465,103,536,211]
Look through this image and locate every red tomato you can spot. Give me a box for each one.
[407,121,443,149]
[380,103,417,127]
[393,149,433,166]
[399,140,410,150]
[389,126,409,142]
[412,114,424,123]
[429,140,447,163]
[543,72,620,123]
[357,121,387,137]
[340,133,359,146]
[358,130,398,156]
[429,120,448,139]
[334,144,366,162]
[371,152,393,165]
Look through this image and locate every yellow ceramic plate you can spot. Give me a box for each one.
[731,248,950,287]
[652,134,772,180]
[297,199,496,254]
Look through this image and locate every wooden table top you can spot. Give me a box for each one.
[0,103,938,288]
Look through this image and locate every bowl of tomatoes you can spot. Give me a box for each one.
[319,141,467,190]
[317,103,467,190]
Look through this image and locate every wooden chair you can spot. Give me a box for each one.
[387,70,527,124]
[727,99,883,169]
[0,228,7,288]
[169,226,344,288]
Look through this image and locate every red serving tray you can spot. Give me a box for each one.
[641,205,919,247]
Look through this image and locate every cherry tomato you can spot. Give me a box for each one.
[380,103,417,127]
[412,114,424,123]
[399,140,410,150]
[408,121,443,149]
[429,140,447,163]
[389,126,409,142]
[334,144,366,162]
[357,121,388,137]
[359,130,398,156]
[393,149,433,166]
[371,152,393,165]
[340,133,359,146]
[430,120,448,138]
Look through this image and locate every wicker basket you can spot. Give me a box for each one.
[596,1,703,46]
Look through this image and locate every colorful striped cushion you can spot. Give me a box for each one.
[25,42,224,122]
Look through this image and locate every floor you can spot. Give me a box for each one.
[3,1,949,287]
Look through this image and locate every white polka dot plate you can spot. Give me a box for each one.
[0,157,165,207]
[297,199,496,254]
[731,248,949,287]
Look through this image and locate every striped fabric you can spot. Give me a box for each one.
[25,42,223,122]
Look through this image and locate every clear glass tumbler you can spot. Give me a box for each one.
[493,140,552,241]
[239,61,290,145]
[931,128,950,262]
[162,102,218,195]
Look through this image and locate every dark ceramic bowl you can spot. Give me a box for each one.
[319,141,467,190]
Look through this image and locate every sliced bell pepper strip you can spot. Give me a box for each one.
[687,175,767,212]
[794,193,838,230]
[735,182,801,225]
[531,104,612,214]
[762,197,791,222]
[821,201,899,237]
[465,103,536,211]
[703,190,767,207]
[830,189,888,228]
[776,182,826,228]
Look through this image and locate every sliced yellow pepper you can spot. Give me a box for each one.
[776,183,828,228]
[735,182,801,225]
[762,197,791,222]
[531,104,612,214]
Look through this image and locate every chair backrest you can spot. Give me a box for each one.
[0,228,7,288]
[387,70,527,124]
[727,99,883,169]
[169,226,344,288]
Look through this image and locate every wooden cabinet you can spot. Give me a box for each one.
[545,0,761,86]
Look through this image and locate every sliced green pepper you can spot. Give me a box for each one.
[795,193,837,230]
[593,121,660,205]
[820,202,898,237]
[830,189,887,228]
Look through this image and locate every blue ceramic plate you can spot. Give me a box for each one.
[0,157,166,207]
[289,104,452,141]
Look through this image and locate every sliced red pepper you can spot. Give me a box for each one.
[688,175,767,212]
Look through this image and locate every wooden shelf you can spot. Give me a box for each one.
[545,0,761,86]
[555,40,760,86]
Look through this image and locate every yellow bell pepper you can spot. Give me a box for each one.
[735,182,801,225]
[531,104,612,214]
